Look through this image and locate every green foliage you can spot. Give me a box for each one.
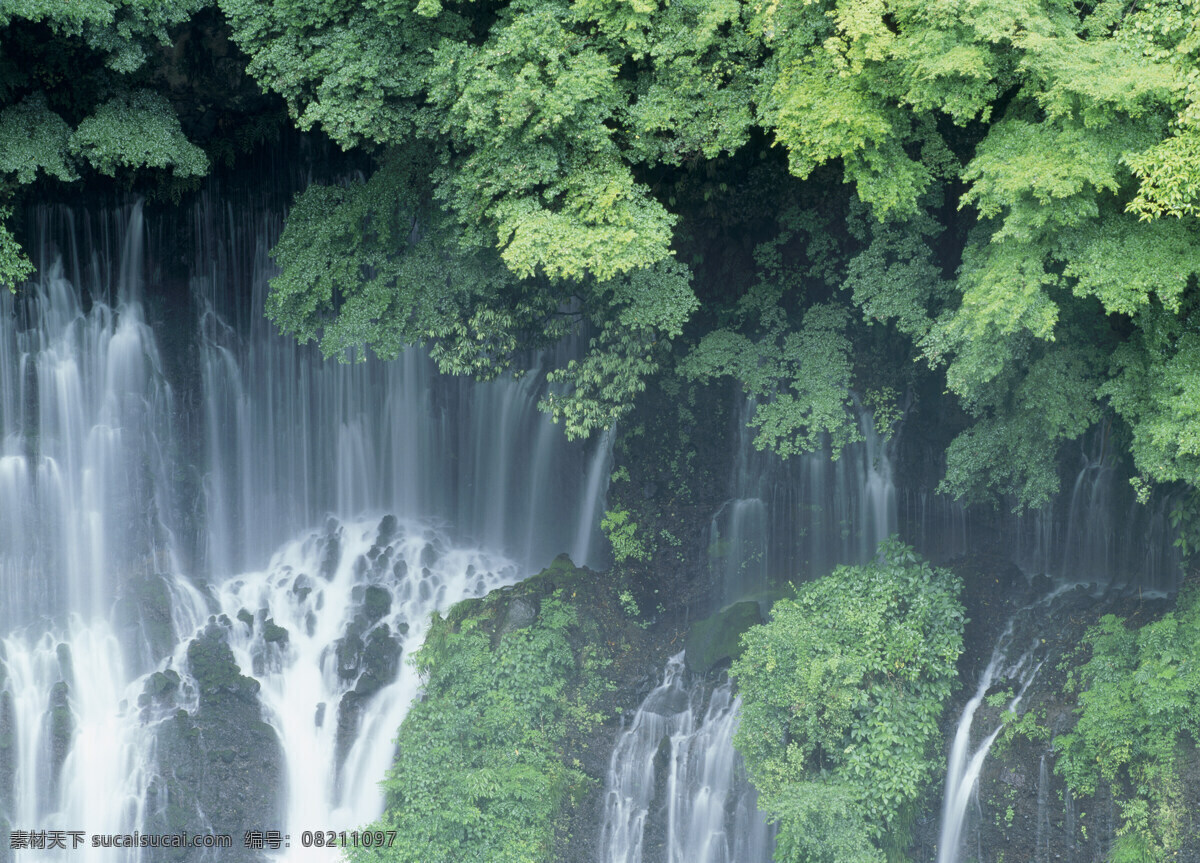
[687,302,860,459]
[1170,492,1200,560]
[6,0,1200,508]
[991,704,1050,759]
[540,261,697,437]
[220,0,703,279]
[616,589,639,619]
[267,150,538,371]
[1055,586,1200,860]
[1103,304,1200,488]
[0,0,209,71]
[939,340,1106,510]
[70,90,208,177]
[600,508,651,564]
[266,146,696,438]
[350,593,607,863]
[0,93,77,183]
[0,208,32,291]
[682,205,863,460]
[1127,130,1200,220]
[208,0,1200,505]
[0,1,213,288]
[732,540,964,862]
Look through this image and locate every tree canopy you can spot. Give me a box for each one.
[3,0,1200,507]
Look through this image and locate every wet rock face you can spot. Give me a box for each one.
[0,689,14,816]
[143,622,283,862]
[47,681,73,798]
[333,621,402,782]
[355,626,401,697]
[140,669,181,707]
[114,573,180,674]
[683,600,762,674]
[910,582,1200,863]
[497,597,537,636]
[362,585,392,624]
[319,521,343,580]
[375,515,399,548]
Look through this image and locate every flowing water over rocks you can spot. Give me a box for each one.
[936,619,1044,863]
[1,191,1192,863]
[0,199,612,861]
[598,653,772,863]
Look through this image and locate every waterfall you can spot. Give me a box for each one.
[1063,784,1077,863]
[0,203,180,628]
[1034,751,1050,863]
[188,192,611,575]
[598,654,772,863]
[572,424,616,569]
[207,516,518,846]
[707,395,898,605]
[1020,444,1182,593]
[0,196,615,859]
[936,622,1044,863]
[896,432,1183,593]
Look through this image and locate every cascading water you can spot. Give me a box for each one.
[0,195,614,860]
[188,192,611,576]
[1033,751,1050,863]
[598,653,772,863]
[1010,441,1182,593]
[207,516,519,845]
[0,203,180,628]
[936,619,1045,863]
[677,397,893,863]
[897,432,1183,593]
[707,395,898,606]
[1063,784,1078,863]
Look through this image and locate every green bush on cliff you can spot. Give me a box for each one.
[1055,584,1200,861]
[732,540,965,863]
[348,592,605,863]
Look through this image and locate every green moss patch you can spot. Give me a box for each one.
[349,557,628,863]
[685,600,762,673]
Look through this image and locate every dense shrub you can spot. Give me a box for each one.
[732,540,964,862]
[1055,584,1200,861]
[349,592,609,863]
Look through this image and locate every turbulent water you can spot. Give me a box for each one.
[0,199,612,860]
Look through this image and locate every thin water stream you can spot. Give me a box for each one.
[598,653,773,863]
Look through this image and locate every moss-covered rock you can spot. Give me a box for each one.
[142,622,283,862]
[143,669,181,700]
[349,557,643,863]
[361,584,391,624]
[261,618,288,645]
[187,623,260,701]
[0,689,14,815]
[684,600,762,673]
[114,573,183,672]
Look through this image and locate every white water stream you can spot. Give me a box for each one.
[208,516,520,849]
[0,199,614,860]
[936,620,1045,863]
[598,653,773,863]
